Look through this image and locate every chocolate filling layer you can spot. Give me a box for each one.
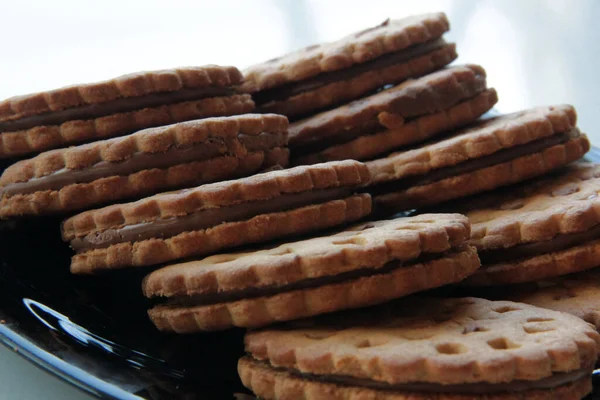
[0,132,285,197]
[161,250,452,305]
[293,119,384,154]
[252,38,449,105]
[277,363,590,394]
[370,129,579,195]
[479,223,600,265]
[71,187,353,251]
[0,86,238,133]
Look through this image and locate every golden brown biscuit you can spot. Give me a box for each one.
[240,296,599,399]
[143,214,479,332]
[0,66,252,158]
[245,13,456,119]
[63,160,372,273]
[0,114,288,217]
[454,163,600,286]
[367,105,590,212]
[290,65,497,164]
[500,269,600,332]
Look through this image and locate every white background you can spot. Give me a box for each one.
[0,0,599,398]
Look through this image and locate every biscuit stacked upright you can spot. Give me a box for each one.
[244,13,457,120]
[0,66,252,159]
[0,65,293,218]
[244,13,500,166]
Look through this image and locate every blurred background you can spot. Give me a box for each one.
[0,0,598,398]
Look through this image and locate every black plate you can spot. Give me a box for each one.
[2,148,600,399]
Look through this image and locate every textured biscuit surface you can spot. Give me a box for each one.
[257,44,457,119]
[0,148,288,217]
[0,65,243,121]
[463,162,600,250]
[0,114,288,185]
[367,105,577,184]
[373,135,590,211]
[289,65,488,149]
[0,115,289,216]
[294,88,498,164]
[244,13,450,91]
[0,94,255,159]
[244,297,599,385]
[463,238,600,286]
[503,269,600,331]
[143,214,471,298]
[62,160,370,240]
[71,194,373,273]
[239,357,592,400]
[147,245,479,332]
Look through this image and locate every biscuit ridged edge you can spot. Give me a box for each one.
[467,163,600,249]
[0,112,285,184]
[62,160,370,240]
[70,194,373,273]
[0,94,255,159]
[374,135,590,211]
[464,238,600,286]
[259,44,457,118]
[244,13,450,91]
[147,246,479,331]
[244,298,599,384]
[289,64,486,148]
[142,214,471,298]
[367,105,578,184]
[0,65,243,121]
[294,88,497,164]
[237,357,592,400]
[0,149,286,218]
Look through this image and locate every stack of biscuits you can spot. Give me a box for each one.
[1,11,599,399]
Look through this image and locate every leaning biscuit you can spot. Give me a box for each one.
[0,65,252,158]
[245,13,456,119]
[456,162,600,286]
[143,214,479,332]
[0,114,288,217]
[291,65,498,164]
[63,160,372,273]
[367,105,590,212]
[240,296,599,399]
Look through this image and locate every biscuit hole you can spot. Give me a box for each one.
[493,306,520,314]
[487,338,520,350]
[346,223,375,232]
[269,248,294,256]
[332,237,367,246]
[436,343,467,355]
[526,317,554,323]
[462,326,489,334]
[355,340,371,348]
[396,225,424,231]
[212,255,239,264]
[409,219,434,224]
[500,200,525,210]
[524,325,555,334]
[552,184,580,197]
[304,331,333,340]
